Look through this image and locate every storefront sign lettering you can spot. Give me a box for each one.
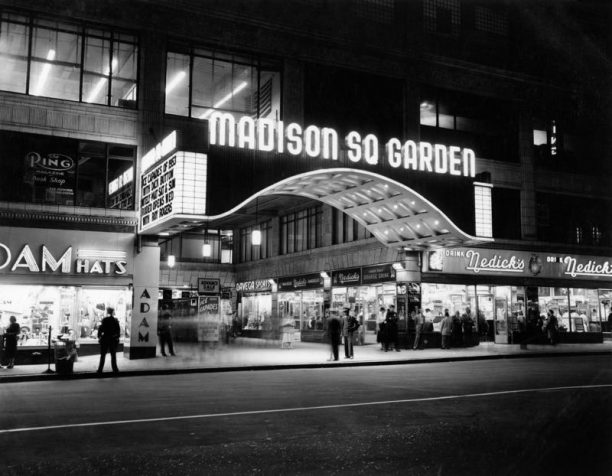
[465,250,525,274]
[236,280,271,292]
[278,273,323,291]
[0,243,127,275]
[361,264,396,284]
[428,248,612,281]
[209,113,476,178]
[332,268,362,286]
[563,256,612,278]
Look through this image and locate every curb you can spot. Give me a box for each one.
[1,349,611,383]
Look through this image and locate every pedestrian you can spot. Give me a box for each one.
[327,310,342,361]
[385,304,400,352]
[3,316,20,369]
[544,310,559,345]
[461,307,474,347]
[412,308,424,350]
[452,311,462,347]
[440,309,452,349]
[96,307,120,374]
[157,308,176,357]
[378,306,387,350]
[341,307,358,359]
[607,311,612,333]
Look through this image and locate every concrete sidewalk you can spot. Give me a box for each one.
[1,339,611,382]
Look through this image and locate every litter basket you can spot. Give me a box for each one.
[54,339,77,375]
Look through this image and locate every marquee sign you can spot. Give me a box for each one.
[138,131,208,235]
[209,113,476,178]
[277,273,323,291]
[427,248,612,281]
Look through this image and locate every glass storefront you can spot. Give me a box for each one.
[278,289,325,334]
[0,285,131,347]
[331,284,396,344]
[239,292,272,331]
[538,287,605,332]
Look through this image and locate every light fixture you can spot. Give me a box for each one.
[392,262,404,271]
[165,70,186,94]
[251,197,261,246]
[202,223,212,257]
[200,81,248,119]
[86,58,118,103]
[167,237,175,267]
[32,49,56,96]
[320,271,329,279]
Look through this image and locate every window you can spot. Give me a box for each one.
[423,0,460,36]
[0,11,138,106]
[0,131,135,209]
[239,221,272,262]
[538,287,602,332]
[420,87,518,162]
[280,206,322,254]
[353,0,394,24]
[474,5,508,36]
[492,187,521,240]
[165,48,281,121]
[332,208,372,244]
[160,230,233,264]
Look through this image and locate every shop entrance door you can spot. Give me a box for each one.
[494,297,509,344]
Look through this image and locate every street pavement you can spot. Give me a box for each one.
[2,337,611,382]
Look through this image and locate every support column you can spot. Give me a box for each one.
[125,237,160,359]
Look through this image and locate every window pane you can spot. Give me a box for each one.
[165,52,190,116]
[111,40,137,107]
[76,142,106,207]
[83,36,111,104]
[0,19,28,93]
[192,55,255,118]
[30,27,81,100]
[420,99,436,126]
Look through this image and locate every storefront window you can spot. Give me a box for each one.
[240,292,272,331]
[0,11,138,107]
[165,47,281,121]
[278,290,324,334]
[538,287,602,332]
[0,131,135,209]
[0,285,131,347]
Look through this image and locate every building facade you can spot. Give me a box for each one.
[0,0,610,362]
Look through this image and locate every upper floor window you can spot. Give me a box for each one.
[0,131,135,209]
[239,221,273,262]
[423,0,460,36]
[420,87,518,162]
[474,5,508,36]
[165,47,281,121]
[332,208,371,245]
[280,206,322,254]
[0,11,138,107]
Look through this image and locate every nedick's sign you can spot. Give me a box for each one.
[209,113,476,178]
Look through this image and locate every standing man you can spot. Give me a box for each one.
[440,309,453,349]
[327,309,342,361]
[97,307,120,374]
[341,307,357,359]
[462,307,474,347]
[412,308,425,350]
[157,307,176,357]
[385,305,400,352]
[378,306,387,350]
[4,315,20,369]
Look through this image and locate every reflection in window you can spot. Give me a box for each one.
[165,48,281,121]
[0,12,137,107]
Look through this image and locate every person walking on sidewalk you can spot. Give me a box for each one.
[544,310,559,345]
[157,308,176,357]
[327,310,342,361]
[412,308,425,350]
[97,307,120,374]
[3,316,20,369]
[385,305,400,352]
[440,309,453,349]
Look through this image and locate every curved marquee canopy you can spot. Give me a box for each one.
[165,168,492,251]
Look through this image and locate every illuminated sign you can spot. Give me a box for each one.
[108,167,134,195]
[277,273,323,291]
[139,151,207,234]
[427,248,612,281]
[209,113,476,178]
[236,280,272,292]
[0,243,127,275]
[198,278,220,294]
[140,131,178,173]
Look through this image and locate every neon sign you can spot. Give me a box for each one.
[209,113,476,178]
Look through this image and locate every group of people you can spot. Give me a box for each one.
[324,306,361,361]
[377,305,401,352]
